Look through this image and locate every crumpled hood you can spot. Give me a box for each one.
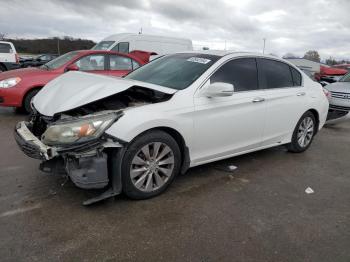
[326,81,350,93]
[33,71,177,116]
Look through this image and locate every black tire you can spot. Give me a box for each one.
[0,64,6,72]
[23,89,40,114]
[287,111,317,153]
[121,130,181,199]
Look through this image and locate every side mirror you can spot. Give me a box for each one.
[202,82,234,98]
[66,64,79,72]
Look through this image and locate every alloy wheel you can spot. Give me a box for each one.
[130,142,175,192]
[297,116,314,148]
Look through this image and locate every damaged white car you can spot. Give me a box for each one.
[14,51,329,205]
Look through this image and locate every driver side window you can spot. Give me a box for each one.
[74,55,105,71]
[210,58,259,92]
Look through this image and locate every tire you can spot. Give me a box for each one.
[0,64,6,72]
[121,130,181,199]
[23,89,40,114]
[287,111,317,153]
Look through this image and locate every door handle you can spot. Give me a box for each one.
[252,97,265,103]
[297,92,306,96]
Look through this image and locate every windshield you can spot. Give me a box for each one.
[124,53,220,90]
[92,41,115,50]
[43,51,79,70]
[340,73,350,82]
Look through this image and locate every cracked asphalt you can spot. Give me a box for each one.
[0,107,349,262]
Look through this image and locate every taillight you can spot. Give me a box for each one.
[15,54,19,64]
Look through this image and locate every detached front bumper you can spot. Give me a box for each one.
[14,121,123,191]
[14,121,57,160]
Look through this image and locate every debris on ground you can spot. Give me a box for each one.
[215,164,238,173]
[305,187,314,194]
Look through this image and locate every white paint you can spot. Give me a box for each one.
[0,203,41,218]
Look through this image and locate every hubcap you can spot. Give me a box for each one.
[130,142,174,192]
[297,116,314,148]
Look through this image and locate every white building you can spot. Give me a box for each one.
[285,58,329,74]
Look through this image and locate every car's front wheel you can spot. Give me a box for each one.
[23,89,40,114]
[121,130,181,199]
[287,111,317,153]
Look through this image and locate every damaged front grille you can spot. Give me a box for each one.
[30,114,55,138]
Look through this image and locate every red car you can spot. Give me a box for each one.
[0,50,148,113]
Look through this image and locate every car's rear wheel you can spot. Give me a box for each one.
[23,89,40,114]
[287,111,316,153]
[121,130,181,199]
[0,64,6,72]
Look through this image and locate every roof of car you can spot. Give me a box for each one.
[175,50,280,59]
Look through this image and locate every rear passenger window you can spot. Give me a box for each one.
[210,58,258,92]
[110,55,132,70]
[257,59,293,89]
[0,43,12,53]
[290,66,302,86]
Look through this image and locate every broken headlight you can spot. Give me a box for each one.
[41,113,119,145]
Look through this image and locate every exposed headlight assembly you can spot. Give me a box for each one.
[41,113,121,145]
[0,77,21,88]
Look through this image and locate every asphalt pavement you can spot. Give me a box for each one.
[0,107,349,262]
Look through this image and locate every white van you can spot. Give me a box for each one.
[92,33,192,55]
[0,41,20,72]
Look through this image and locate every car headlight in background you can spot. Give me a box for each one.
[0,77,21,88]
[41,113,121,145]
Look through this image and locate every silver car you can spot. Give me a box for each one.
[324,73,350,119]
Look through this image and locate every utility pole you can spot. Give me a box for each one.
[262,38,266,54]
[57,38,60,55]
[139,28,143,34]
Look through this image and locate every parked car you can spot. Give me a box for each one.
[14,51,329,205]
[0,50,149,113]
[324,72,350,120]
[0,41,20,72]
[20,54,59,68]
[92,33,193,55]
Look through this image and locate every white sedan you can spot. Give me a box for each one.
[15,51,329,204]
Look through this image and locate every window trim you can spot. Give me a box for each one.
[196,56,261,95]
[257,57,300,90]
[196,56,305,96]
[108,54,133,71]
[289,65,303,87]
[208,57,260,93]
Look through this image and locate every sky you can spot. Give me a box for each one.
[1,0,350,60]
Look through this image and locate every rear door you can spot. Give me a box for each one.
[108,54,140,77]
[73,54,109,76]
[193,58,266,164]
[257,58,308,146]
[0,42,15,63]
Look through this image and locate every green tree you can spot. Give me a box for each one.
[303,50,320,62]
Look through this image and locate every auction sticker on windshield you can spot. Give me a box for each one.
[187,57,211,64]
